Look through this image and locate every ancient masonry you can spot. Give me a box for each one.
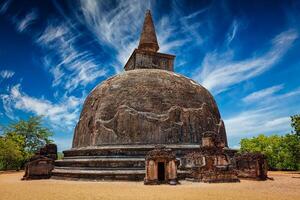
[24,10,268,184]
[22,144,57,180]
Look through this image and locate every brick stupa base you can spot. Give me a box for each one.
[52,145,198,180]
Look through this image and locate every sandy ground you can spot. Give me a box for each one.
[0,171,299,200]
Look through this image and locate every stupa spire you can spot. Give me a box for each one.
[124,9,175,71]
[138,10,159,52]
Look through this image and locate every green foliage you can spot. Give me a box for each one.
[240,114,300,170]
[281,134,300,170]
[4,116,53,154]
[240,134,300,170]
[0,137,23,170]
[291,114,300,136]
[0,116,53,170]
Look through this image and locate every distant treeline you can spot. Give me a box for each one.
[240,115,300,171]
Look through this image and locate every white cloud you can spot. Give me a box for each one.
[16,9,38,32]
[1,93,16,120]
[225,107,292,137]
[0,84,83,129]
[225,83,300,139]
[37,23,68,45]
[156,16,190,53]
[37,22,107,92]
[194,29,298,94]
[243,84,300,105]
[226,20,239,45]
[242,84,284,103]
[0,70,14,79]
[180,7,209,21]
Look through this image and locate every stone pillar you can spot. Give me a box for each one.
[149,160,157,180]
[168,160,177,185]
[169,160,177,179]
[145,160,158,184]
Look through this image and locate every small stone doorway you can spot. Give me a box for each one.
[144,146,178,185]
[157,162,165,181]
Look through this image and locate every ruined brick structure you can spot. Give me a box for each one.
[181,132,239,183]
[51,10,267,183]
[22,144,57,180]
[235,153,268,180]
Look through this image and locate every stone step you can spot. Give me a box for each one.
[63,149,149,157]
[62,155,145,160]
[56,157,145,162]
[53,167,189,174]
[54,166,144,171]
[55,157,145,168]
[51,168,145,181]
[52,168,145,174]
[63,144,200,157]
[51,168,190,181]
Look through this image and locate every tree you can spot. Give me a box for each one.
[0,116,53,170]
[281,133,300,170]
[4,116,53,155]
[291,115,300,136]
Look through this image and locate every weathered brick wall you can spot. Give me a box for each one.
[124,49,175,71]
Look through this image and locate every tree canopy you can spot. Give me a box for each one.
[0,116,53,170]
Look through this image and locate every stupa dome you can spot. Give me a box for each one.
[72,69,227,148]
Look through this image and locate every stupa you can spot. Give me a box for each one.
[52,10,235,182]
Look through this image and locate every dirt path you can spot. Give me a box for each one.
[0,171,299,200]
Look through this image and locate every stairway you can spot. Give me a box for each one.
[52,144,199,181]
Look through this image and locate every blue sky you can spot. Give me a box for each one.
[0,0,300,151]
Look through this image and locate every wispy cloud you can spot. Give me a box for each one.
[243,84,284,103]
[0,84,83,129]
[225,85,300,139]
[226,20,239,45]
[16,9,38,32]
[156,16,190,53]
[36,22,107,92]
[194,29,298,94]
[0,70,14,79]
[243,84,300,105]
[0,0,11,15]
[174,2,207,46]
[1,93,16,120]
[225,107,291,137]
